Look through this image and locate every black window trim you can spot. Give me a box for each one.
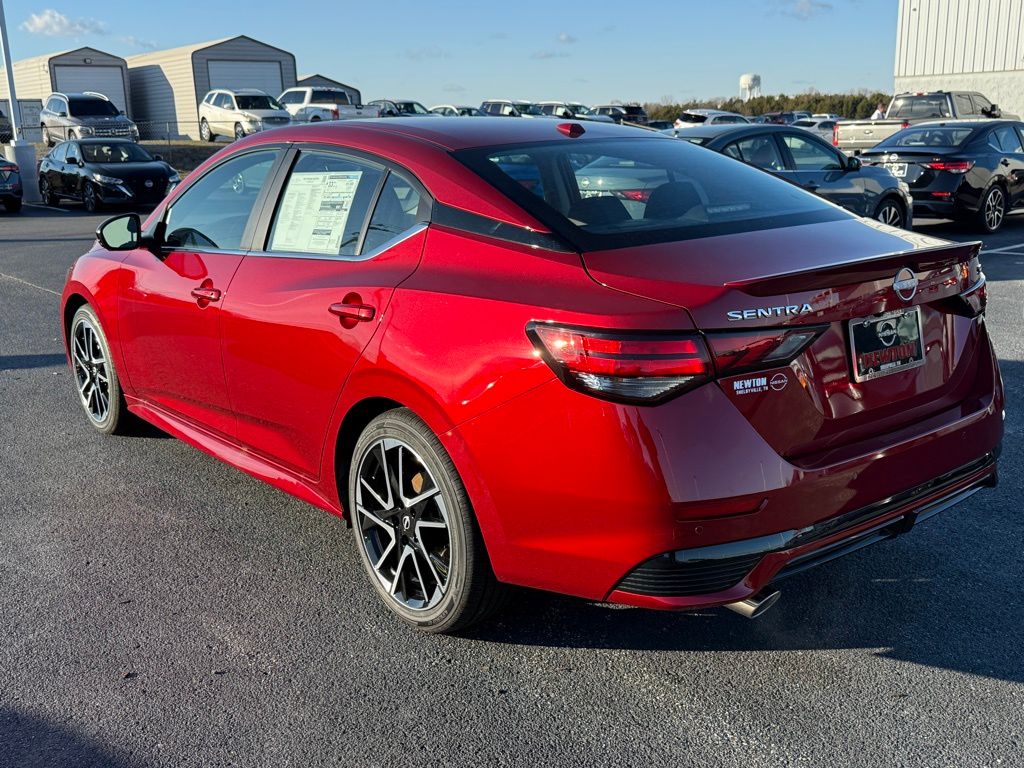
[246,142,434,262]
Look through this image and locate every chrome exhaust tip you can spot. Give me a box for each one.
[725,590,781,619]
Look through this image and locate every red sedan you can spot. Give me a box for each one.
[61,118,1003,632]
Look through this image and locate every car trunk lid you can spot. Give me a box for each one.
[582,218,985,460]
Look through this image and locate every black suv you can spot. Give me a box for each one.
[40,92,139,146]
[591,104,649,125]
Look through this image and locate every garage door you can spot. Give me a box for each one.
[207,61,284,96]
[53,65,127,113]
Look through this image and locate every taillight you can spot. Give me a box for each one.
[832,123,839,147]
[901,121,910,129]
[925,160,974,174]
[331,108,340,120]
[527,323,826,404]
[527,323,712,403]
[705,327,826,377]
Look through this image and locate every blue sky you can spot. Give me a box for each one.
[4,1,899,105]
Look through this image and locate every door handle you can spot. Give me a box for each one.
[805,183,820,191]
[329,302,375,322]
[191,286,222,303]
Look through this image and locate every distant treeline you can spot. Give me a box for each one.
[645,92,893,121]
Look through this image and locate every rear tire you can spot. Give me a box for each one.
[42,125,54,147]
[976,184,1006,233]
[348,408,507,633]
[39,176,58,207]
[69,305,136,436]
[874,197,906,228]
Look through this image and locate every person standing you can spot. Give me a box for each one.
[870,103,886,120]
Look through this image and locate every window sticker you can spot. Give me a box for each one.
[270,170,363,255]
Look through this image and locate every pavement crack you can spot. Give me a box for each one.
[0,272,60,296]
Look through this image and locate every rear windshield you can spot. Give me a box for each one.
[235,94,283,110]
[622,106,646,116]
[793,120,816,127]
[679,113,708,123]
[455,137,847,250]
[888,96,951,119]
[68,98,119,117]
[312,89,349,104]
[878,126,975,148]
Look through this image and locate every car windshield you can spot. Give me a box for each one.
[68,99,120,117]
[573,105,594,115]
[456,137,846,250]
[396,101,430,114]
[81,142,155,163]
[516,103,545,116]
[878,126,975,148]
[888,96,952,119]
[235,94,283,110]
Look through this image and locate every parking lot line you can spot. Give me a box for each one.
[0,271,60,296]
[24,203,72,213]
[982,243,1024,254]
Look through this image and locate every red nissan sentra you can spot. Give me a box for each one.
[61,118,1003,632]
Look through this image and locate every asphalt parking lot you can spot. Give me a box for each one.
[1,204,1022,768]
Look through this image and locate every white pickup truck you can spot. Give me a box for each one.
[277,87,380,122]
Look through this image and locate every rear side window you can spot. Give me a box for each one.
[362,173,424,253]
[455,137,846,250]
[993,126,1023,154]
[312,89,348,104]
[50,142,68,162]
[725,136,785,171]
[782,134,843,170]
[267,151,384,257]
[954,93,975,115]
[881,127,974,148]
[165,150,280,251]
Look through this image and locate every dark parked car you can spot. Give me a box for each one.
[760,111,798,125]
[0,158,23,212]
[39,139,180,212]
[367,100,435,117]
[40,92,139,146]
[860,120,1024,232]
[669,124,913,227]
[592,104,649,125]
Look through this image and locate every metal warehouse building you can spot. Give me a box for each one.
[126,35,297,139]
[895,0,1024,119]
[0,46,132,114]
[297,74,363,106]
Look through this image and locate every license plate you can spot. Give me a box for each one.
[849,308,925,382]
[884,162,908,177]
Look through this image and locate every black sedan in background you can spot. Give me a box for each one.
[0,158,22,213]
[860,120,1024,232]
[667,124,913,227]
[38,139,180,213]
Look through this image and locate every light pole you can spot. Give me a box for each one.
[0,0,40,202]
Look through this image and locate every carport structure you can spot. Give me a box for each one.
[297,74,363,107]
[126,35,297,140]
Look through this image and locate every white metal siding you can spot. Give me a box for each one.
[53,65,127,112]
[207,60,283,95]
[896,0,1024,76]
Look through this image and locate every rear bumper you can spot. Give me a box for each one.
[608,450,998,609]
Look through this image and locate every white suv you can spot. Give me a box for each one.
[198,89,292,142]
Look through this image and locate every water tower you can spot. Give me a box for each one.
[739,73,762,101]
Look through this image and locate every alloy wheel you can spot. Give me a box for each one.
[234,123,244,140]
[200,120,210,141]
[985,188,1005,231]
[876,201,903,227]
[83,183,97,212]
[355,437,453,611]
[71,316,111,424]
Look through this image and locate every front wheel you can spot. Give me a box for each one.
[233,122,245,141]
[874,198,906,228]
[69,305,135,435]
[82,181,101,213]
[349,409,507,633]
[977,185,1006,233]
[39,176,58,207]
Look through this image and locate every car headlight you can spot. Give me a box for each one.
[242,113,260,123]
[130,125,139,137]
[78,126,95,136]
[92,173,123,185]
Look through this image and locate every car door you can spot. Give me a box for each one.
[117,147,284,438]
[61,141,84,199]
[992,124,1024,205]
[43,142,68,197]
[220,148,429,478]
[775,131,864,213]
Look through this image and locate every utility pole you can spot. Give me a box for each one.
[0,0,40,201]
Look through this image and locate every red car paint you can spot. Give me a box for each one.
[61,118,1003,612]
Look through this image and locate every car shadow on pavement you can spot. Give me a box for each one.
[0,353,68,371]
[466,360,1022,684]
[0,707,137,768]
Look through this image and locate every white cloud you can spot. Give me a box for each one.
[20,9,106,37]
[120,35,157,50]
[558,33,577,44]
[779,0,833,19]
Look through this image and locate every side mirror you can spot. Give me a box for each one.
[96,213,141,251]
[989,104,1001,117]
[845,155,862,171]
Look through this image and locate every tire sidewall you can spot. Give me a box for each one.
[980,185,1006,232]
[348,410,474,630]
